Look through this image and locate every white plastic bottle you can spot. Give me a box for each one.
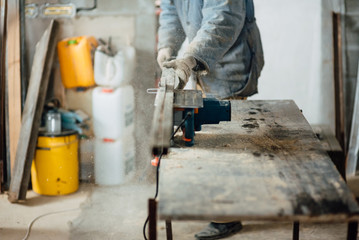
[94,45,136,88]
[94,136,135,185]
[92,85,134,139]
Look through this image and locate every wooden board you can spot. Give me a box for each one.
[332,12,346,152]
[8,20,59,202]
[158,100,359,222]
[0,0,8,191]
[347,176,359,198]
[151,68,175,155]
[312,125,345,178]
[312,125,342,153]
[7,0,21,175]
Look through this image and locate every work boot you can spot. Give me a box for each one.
[195,221,243,240]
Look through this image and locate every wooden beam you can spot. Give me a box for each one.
[6,0,21,176]
[8,20,59,202]
[19,0,27,109]
[332,12,346,153]
[0,0,8,192]
[312,125,345,179]
[151,68,175,155]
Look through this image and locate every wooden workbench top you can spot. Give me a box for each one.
[158,100,359,222]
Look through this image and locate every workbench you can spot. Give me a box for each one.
[150,100,359,240]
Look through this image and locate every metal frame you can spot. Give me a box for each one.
[148,212,357,240]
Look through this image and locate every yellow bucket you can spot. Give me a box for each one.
[31,130,79,196]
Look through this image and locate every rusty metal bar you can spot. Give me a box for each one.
[347,221,358,240]
[165,220,173,240]
[149,199,157,240]
[292,222,299,240]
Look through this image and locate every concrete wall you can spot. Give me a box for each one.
[24,0,355,181]
[25,0,156,182]
[252,0,342,132]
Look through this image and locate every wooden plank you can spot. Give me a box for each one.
[312,125,342,152]
[0,0,8,192]
[0,161,3,192]
[8,20,59,202]
[332,12,346,153]
[7,0,22,175]
[347,176,359,198]
[312,125,345,178]
[0,1,7,192]
[151,85,166,155]
[158,100,359,222]
[19,0,27,109]
[151,68,175,155]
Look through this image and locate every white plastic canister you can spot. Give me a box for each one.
[92,86,134,139]
[94,136,135,185]
[94,46,136,88]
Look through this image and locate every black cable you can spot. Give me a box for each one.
[171,111,192,140]
[143,215,149,240]
[143,111,192,240]
[142,153,162,240]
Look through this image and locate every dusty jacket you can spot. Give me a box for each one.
[158,0,264,98]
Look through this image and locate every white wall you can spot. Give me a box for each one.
[25,0,157,181]
[252,0,341,131]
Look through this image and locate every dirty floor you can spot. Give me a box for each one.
[0,182,354,240]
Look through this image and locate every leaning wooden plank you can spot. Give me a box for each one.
[7,0,21,176]
[19,0,27,109]
[151,68,175,155]
[0,0,8,191]
[332,13,346,152]
[346,62,359,178]
[151,85,166,155]
[8,20,59,202]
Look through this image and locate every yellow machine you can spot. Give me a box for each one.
[31,131,79,196]
[57,36,98,88]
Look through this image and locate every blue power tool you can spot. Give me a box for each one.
[174,97,231,146]
[150,68,231,154]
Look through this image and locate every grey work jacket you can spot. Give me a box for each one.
[158,0,264,98]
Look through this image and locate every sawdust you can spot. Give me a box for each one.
[174,131,303,155]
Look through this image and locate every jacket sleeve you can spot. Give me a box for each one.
[184,0,247,72]
[158,0,186,55]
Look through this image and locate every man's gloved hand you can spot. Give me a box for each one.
[162,56,197,89]
[157,47,173,69]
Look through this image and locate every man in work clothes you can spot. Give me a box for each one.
[157,0,264,239]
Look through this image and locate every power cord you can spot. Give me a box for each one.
[22,208,80,240]
[143,112,192,240]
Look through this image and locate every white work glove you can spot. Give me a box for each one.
[157,47,173,68]
[162,56,197,89]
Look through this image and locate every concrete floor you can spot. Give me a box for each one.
[0,182,355,240]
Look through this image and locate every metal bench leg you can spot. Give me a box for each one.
[347,221,358,240]
[149,199,157,240]
[293,221,300,240]
[166,220,173,240]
